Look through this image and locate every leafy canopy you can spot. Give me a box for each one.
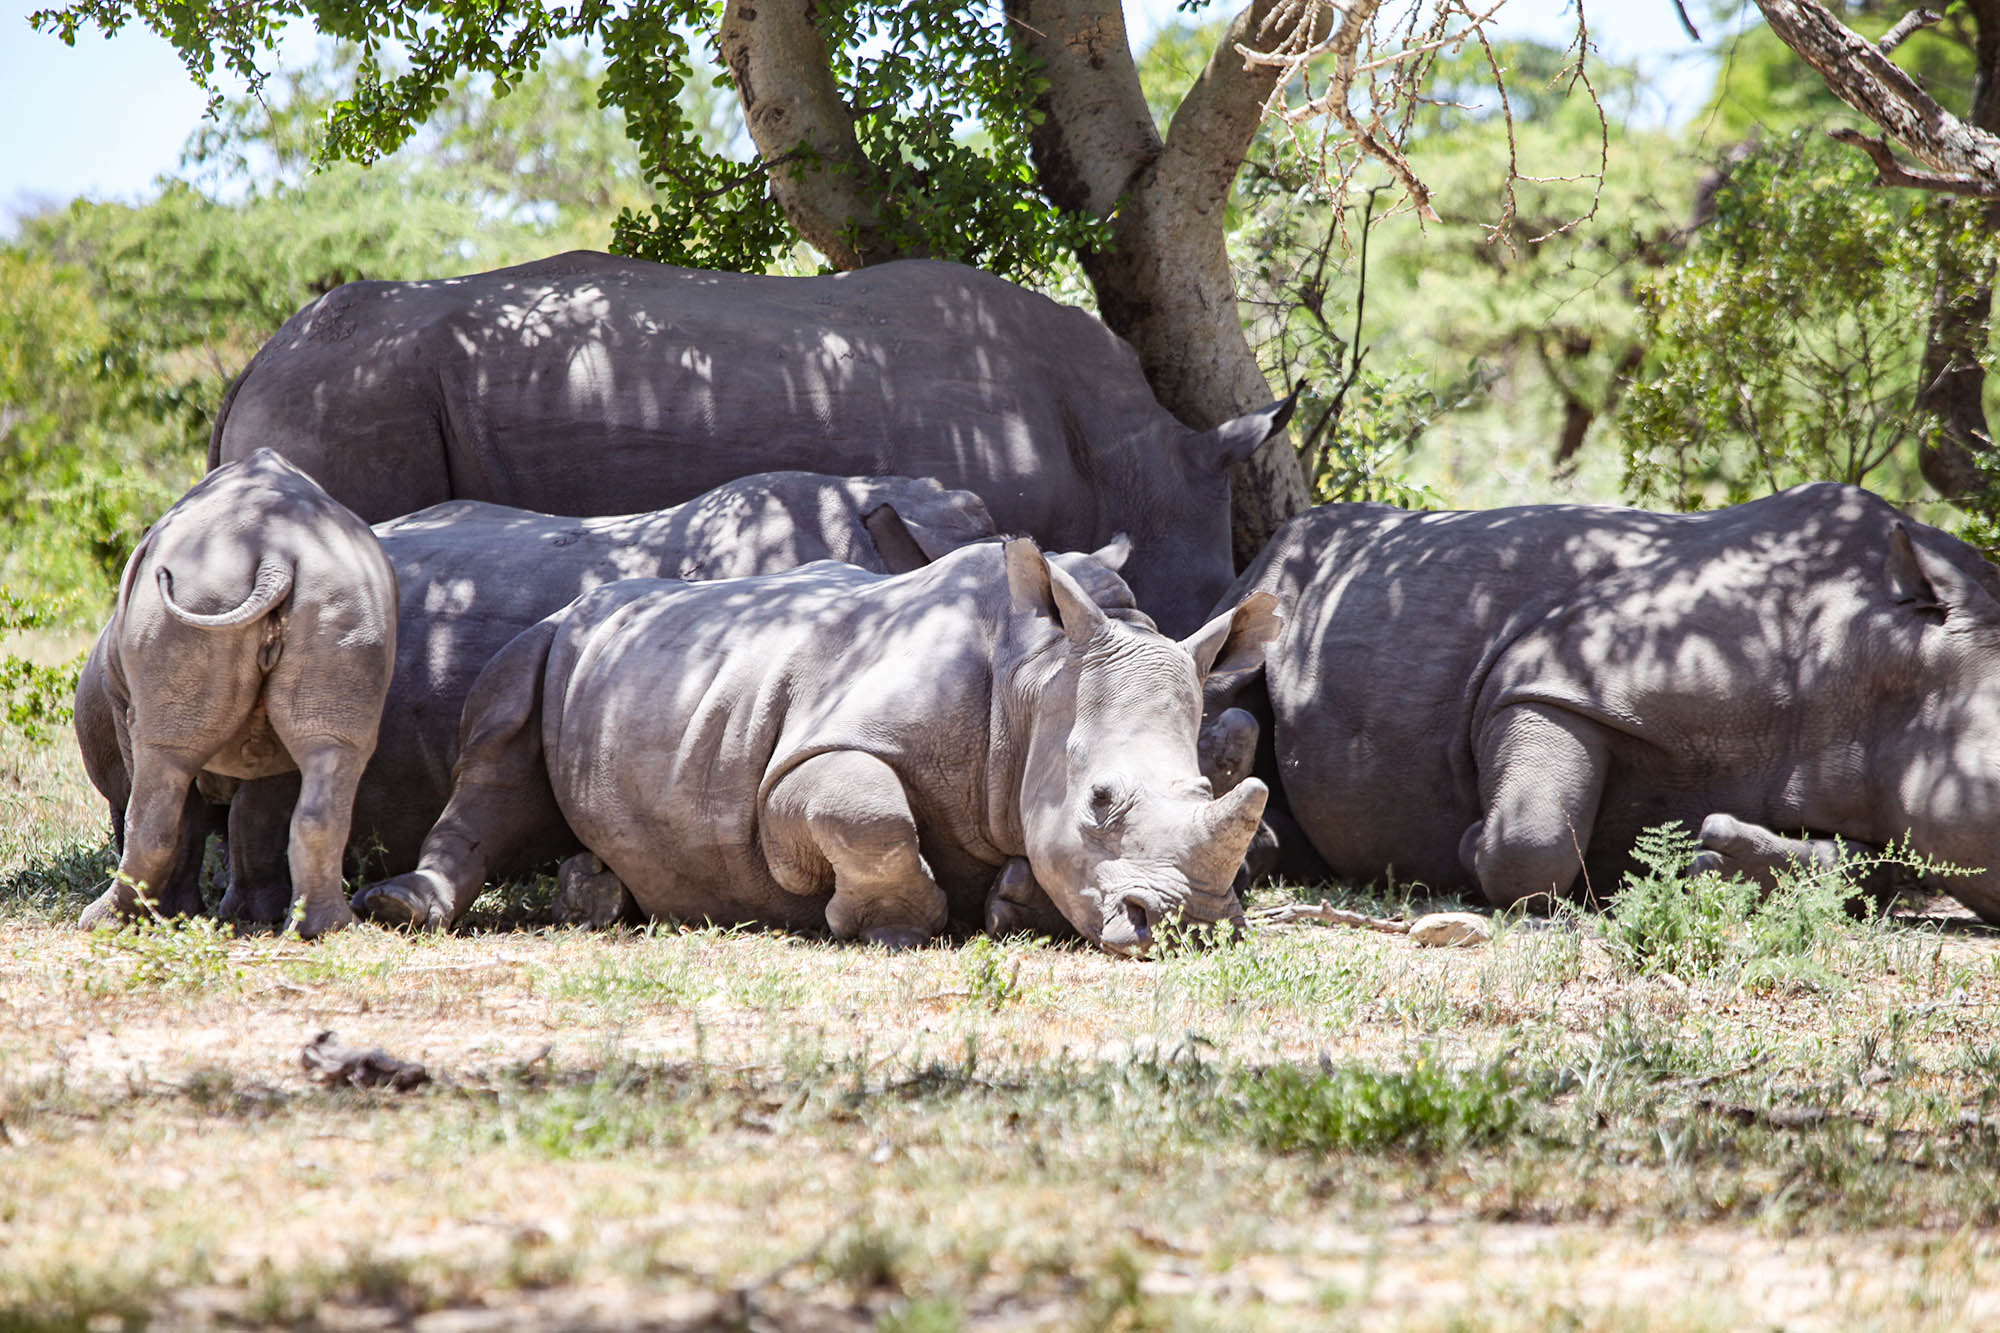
[1617,133,1996,511]
[32,0,1099,280]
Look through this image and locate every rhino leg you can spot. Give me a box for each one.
[1692,813,1899,909]
[80,748,200,929]
[983,856,1074,939]
[220,774,299,924]
[354,621,562,932]
[763,750,950,948]
[552,852,639,928]
[1465,703,1611,910]
[279,740,365,939]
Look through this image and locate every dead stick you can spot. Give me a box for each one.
[1251,903,1411,934]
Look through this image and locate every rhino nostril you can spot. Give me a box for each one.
[1122,895,1156,940]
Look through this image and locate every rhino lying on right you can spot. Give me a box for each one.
[1215,483,2000,921]
[355,539,1279,953]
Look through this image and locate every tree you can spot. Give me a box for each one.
[30,0,1583,558]
[1728,1,2000,510]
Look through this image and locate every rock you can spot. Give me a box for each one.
[300,1030,429,1091]
[1409,911,1491,948]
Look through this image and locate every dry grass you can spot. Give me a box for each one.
[5,729,2000,1328]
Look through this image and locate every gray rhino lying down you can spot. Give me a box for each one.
[75,450,396,938]
[78,472,999,922]
[210,251,1297,636]
[353,540,1279,953]
[1211,483,2000,920]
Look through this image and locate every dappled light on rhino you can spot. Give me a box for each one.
[1211,483,2000,924]
[213,252,1294,636]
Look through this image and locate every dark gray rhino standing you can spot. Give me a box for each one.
[79,472,1001,921]
[1214,484,2000,920]
[353,541,1280,952]
[75,449,397,938]
[209,252,1294,636]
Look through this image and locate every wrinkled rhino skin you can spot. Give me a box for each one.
[1215,483,2000,920]
[139,472,1003,919]
[74,449,396,938]
[209,252,1293,637]
[354,540,1279,953]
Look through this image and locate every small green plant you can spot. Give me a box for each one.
[82,885,243,993]
[958,934,1022,1011]
[1602,823,1970,991]
[1232,1052,1522,1155]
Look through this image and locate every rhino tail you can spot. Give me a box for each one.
[156,556,293,629]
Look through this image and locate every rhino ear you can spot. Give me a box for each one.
[1180,591,1283,684]
[861,503,934,574]
[1091,533,1133,572]
[1183,386,1302,472]
[1886,521,1999,624]
[1006,536,1109,646]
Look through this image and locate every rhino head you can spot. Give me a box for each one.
[1867,521,2000,918]
[1001,539,1280,955]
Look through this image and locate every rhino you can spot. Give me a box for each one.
[79,472,1002,922]
[351,540,1280,952]
[1210,484,2000,919]
[208,252,1295,637]
[75,449,397,938]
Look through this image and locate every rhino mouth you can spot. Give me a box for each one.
[1093,887,1246,957]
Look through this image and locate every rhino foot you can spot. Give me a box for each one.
[552,853,635,928]
[77,886,129,931]
[219,877,294,925]
[292,894,357,941]
[352,871,455,931]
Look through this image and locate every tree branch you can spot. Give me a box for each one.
[1001,0,1161,219]
[1670,1,1702,42]
[1752,0,2000,191]
[717,0,908,268]
[1159,0,1333,224]
[1827,126,2000,197]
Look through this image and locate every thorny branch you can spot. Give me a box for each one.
[1231,0,1605,251]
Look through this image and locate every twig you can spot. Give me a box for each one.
[1697,1098,1863,1130]
[1670,2,1702,42]
[1251,903,1410,934]
[1878,9,1943,56]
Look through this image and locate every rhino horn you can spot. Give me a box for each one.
[1194,778,1269,873]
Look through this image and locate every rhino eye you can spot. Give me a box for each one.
[1086,780,1129,829]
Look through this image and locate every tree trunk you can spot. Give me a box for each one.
[1917,3,2000,504]
[718,0,909,269]
[1005,0,1314,565]
[722,0,1315,562]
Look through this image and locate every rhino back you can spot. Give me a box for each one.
[542,553,1014,925]
[215,253,1180,536]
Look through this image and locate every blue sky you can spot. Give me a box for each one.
[0,0,1719,226]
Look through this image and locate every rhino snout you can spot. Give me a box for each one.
[1098,889,1166,957]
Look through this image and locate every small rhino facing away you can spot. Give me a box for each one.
[1215,483,2000,920]
[353,540,1280,953]
[76,449,396,938]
